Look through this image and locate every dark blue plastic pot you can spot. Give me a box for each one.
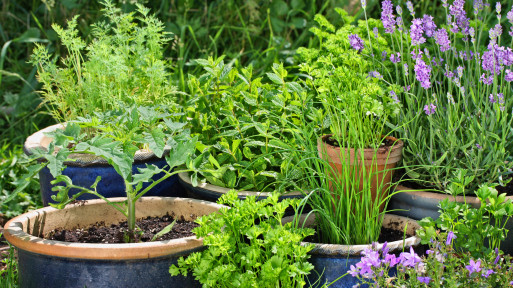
[24,124,184,206]
[178,172,305,202]
[389,185,513,255]
[4,197,225,288]
[283,214,421,287]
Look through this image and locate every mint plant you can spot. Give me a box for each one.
[30,1,177,122]
[185,57,309,192]
[169,189,314,287]
[417,170,513,258]
[15,105,197,242]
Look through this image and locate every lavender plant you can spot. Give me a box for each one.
[367,0,513,191]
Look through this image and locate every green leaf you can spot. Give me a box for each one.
[166,136,197,169]
[151,220,176,241]
[130,164,164,187]
[266,73,284,85]
[145,128,166,158]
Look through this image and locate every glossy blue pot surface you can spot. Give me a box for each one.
[39,158,184,206]
[17,247,201,288]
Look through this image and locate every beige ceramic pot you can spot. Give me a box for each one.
[4,197,224,288]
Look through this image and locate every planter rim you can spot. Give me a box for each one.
[24,123,168,165]
[318,134,404,162]
[394,184,513,204]
[4,197,225,260]
[297,214,420,257]
[178,172,304,197]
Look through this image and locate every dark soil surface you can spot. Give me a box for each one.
[47,214,199,243]
[325,136,394,150]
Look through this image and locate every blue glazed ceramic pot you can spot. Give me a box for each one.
[4,197,224,288]
[285,214,421,288]
[24,124,184,206]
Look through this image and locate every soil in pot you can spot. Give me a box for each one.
[47,214,199,243]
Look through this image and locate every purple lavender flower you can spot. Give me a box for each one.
[498,93,505,111]
[381,0,396,34]
[415,58,432,89]
[476,143,482,149]
[424,104,436,115]
[361,0,367,8]
[442,0,448,8]
[466,259,482,276]
[482,269,494,278]
[410,18,426,46]
[396,5,402,14]
[508,10,513,36]
[450,0,470,34]
[489,94,496,103]
[490,24,503,40]
[399,247,422,267]
[480,73,493,85]
[390,52,401,63]
[505,69,513,82]
[382,51,388,61]
[396,16,404,32]
[390,91,399,103]
[446,231,457,245]
[404,64,409,76]
[423,15,437,37]
[368,71,383,79]
[470,27,475,43]
[411,49,424,60]
[348,34,365,52]
[435,29,451,52]
[494,248,500,265]
[406,1,415,16]
[373,27,379,38]
[404,84,411,92]
[474,0,484,14]
[496,2,502,16]
[456,66,464,78]
[418,276,431,284]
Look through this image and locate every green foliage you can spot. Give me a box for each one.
[0,145,42,218]
[186,57,308,192]
[19,104,197,241]
[0,242,18,288]
[169,190,315,287]
[298,10,401,149]
[30,1,177,122]
[417,170,513,257]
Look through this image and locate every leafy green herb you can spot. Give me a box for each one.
[169,189,315,287]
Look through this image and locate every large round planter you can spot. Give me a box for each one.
[286,213,420,288]
[178,172,305,202]
[24,124,184,206]
[3,197,224,288]
[389,185,513,255]
[317,135,403,208]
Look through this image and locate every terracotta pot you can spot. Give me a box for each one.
[4,197,224,288]
[317,135,403,208]
[389,184,513,255]
[24,123,185,206]
[283,213,420,288]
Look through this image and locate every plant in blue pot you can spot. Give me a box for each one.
[25,0,183,205]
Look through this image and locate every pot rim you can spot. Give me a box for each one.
[24,123,168,165]
[318,134,404,153]
[293,213,420,257]
[178,172,305,197]
[4,197,225,260]
[394,184,513,204]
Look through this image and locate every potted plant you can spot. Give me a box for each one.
[178,58,309,201]
[4,104,224,287]
[347,0,513,253]
[26,1,184,205]
[282,9,419,287]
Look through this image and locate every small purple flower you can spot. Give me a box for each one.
[404,84,411,92]
[368,71,383,79]
[466,259,482,276]
[348,34,365,52]
[415,58,432,89]
[423,15,437,37]
[390,52,401,63]
[450,0,470,34]
[435,29,451,52]
[482,269,494,278]
[505,69,513,82]
[508,10,513,36]
[390,91,399,103]
[373,27,379,38]
[410,18,426,46]
[490,94,497,103]
[396,5,402,14]
[480,73,493,85]
[418,276,431,284]
[446,231,456,245]
[476,143,482,149]
[382,51,388,61]
[496,2,502,15]
[494,248,500,265]
[399,246,422,267]
[361,0,367,8]
[424,103,436,115]
[490,24,503,40]
[381,0,396,34]
[470,27,475,43]
[406,1,415,16]
[384,253,401,266]
[456,66,464,78]
[474,0,484,14]
[411,49,424,60]
[498,93,505,111]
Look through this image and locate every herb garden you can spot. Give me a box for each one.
[2,0,513,287]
